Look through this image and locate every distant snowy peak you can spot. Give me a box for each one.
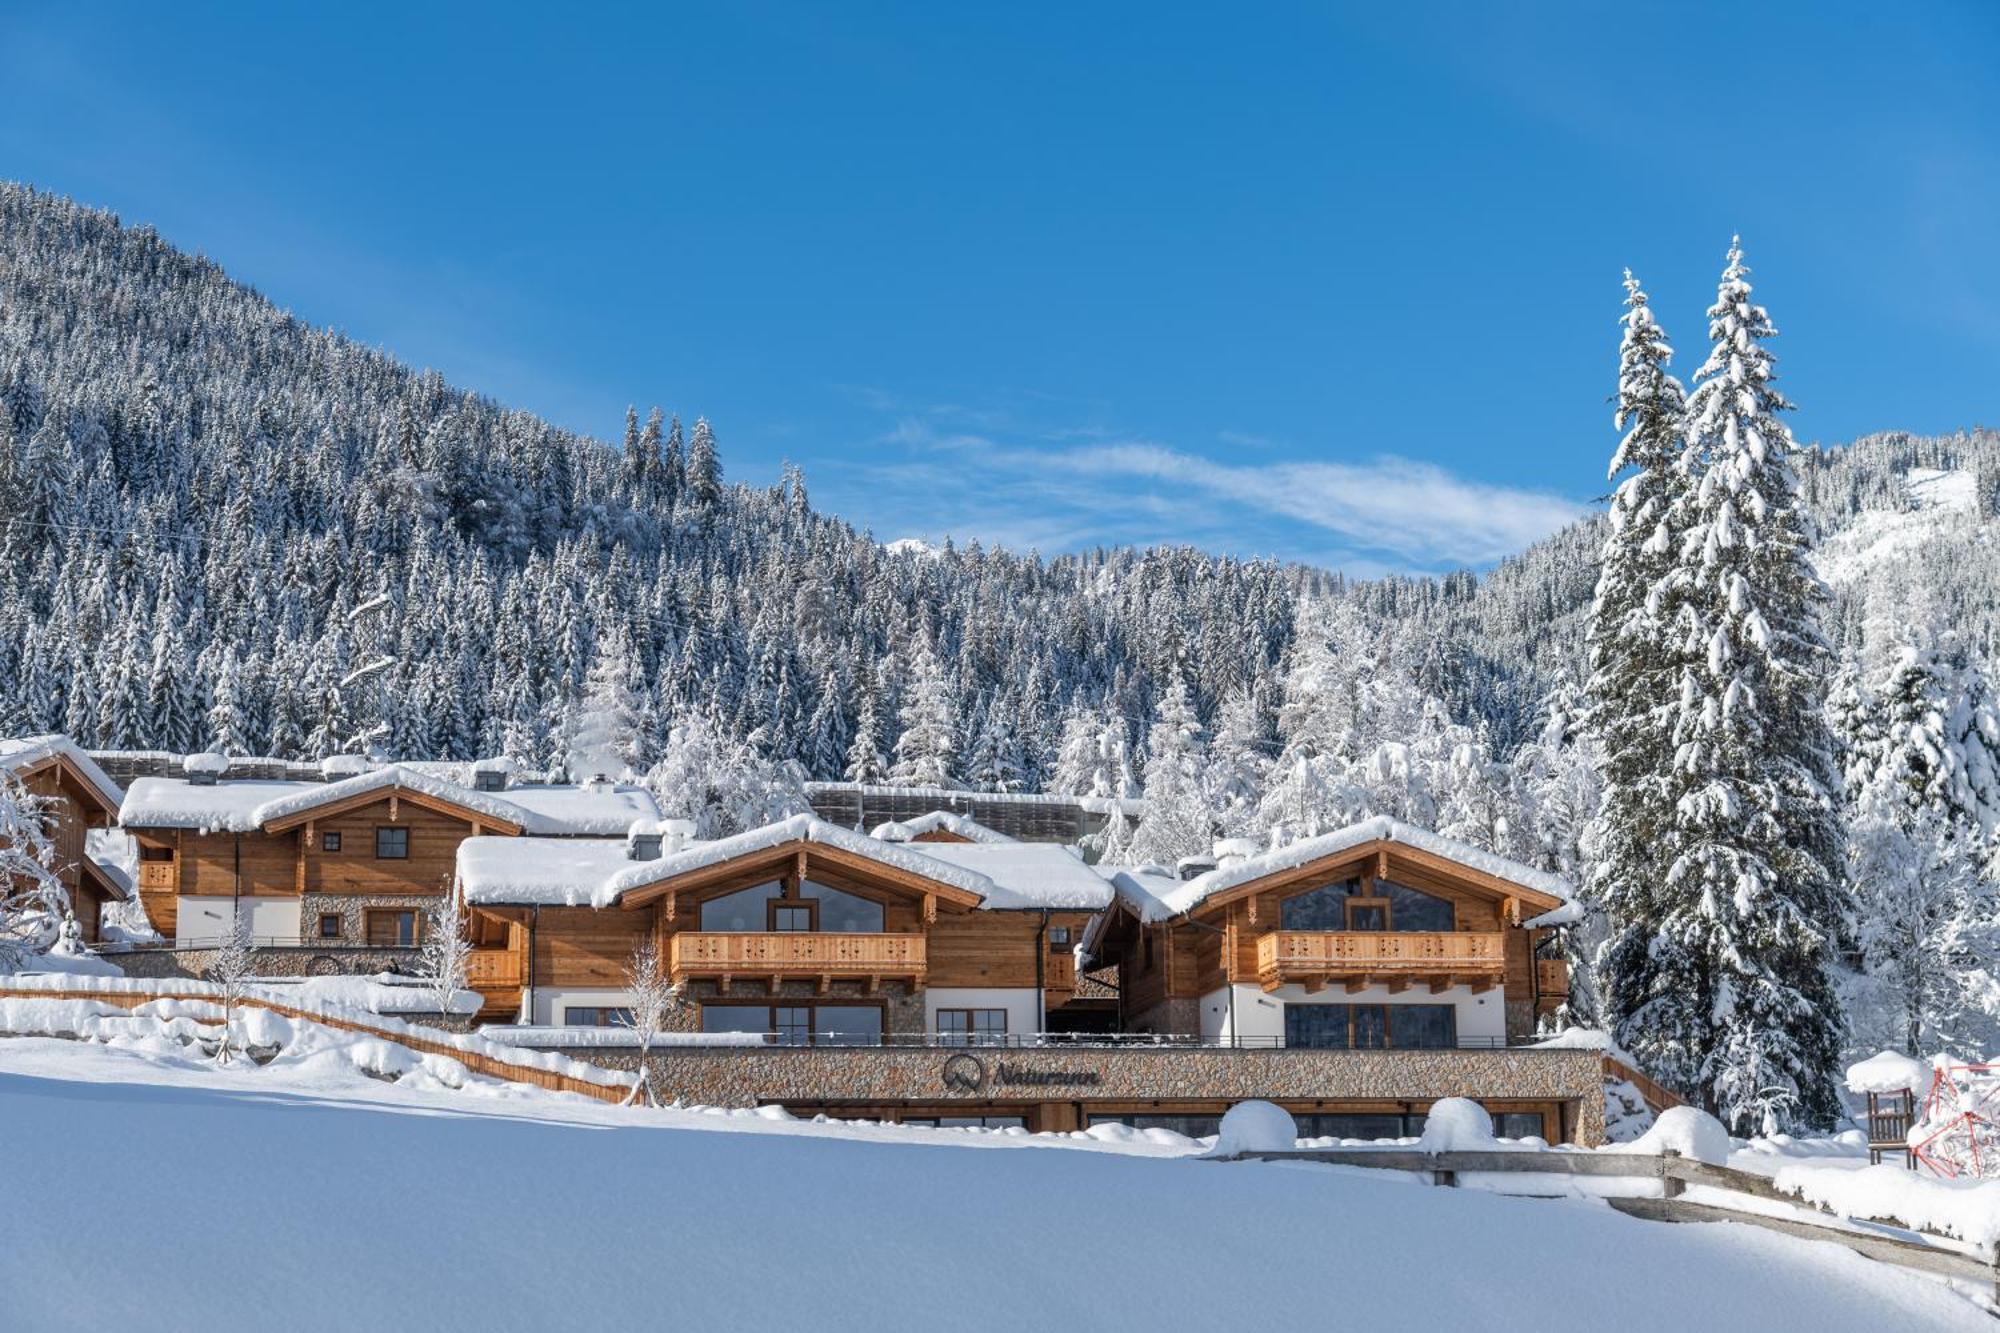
[884,537,940,558]
[1812,467,1992,589]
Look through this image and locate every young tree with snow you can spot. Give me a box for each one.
[843,685,888,786]
[890,633,959,789]
[1647,240,1848,1133]
[421,884,474,1024]
[1129,675,1214,865]
[208,908,255,1066]
[0,771,71,972]
[619,938,682,1108]
[566,624,643,780]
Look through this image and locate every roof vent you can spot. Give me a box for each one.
[627,817,673,862]
[183,751,231,787]
[319,754,374,782]
[1174,854,1218,882]
[470,756,516,792]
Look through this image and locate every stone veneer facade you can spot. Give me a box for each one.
[531,1044,1607,1144]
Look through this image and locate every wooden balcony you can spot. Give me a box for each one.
[670,932,927,991]
[1536,957,1570,997]
[137,863,177,891]
[466,948,523,992]
[1256,930,1505,994]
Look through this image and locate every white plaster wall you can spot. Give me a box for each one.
[921,987,1042,1039]
[175,896,300,947]
[530,987,635,1027]
[1199,982,1506,1045]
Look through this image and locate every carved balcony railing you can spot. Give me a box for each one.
[1255,930,1505,994]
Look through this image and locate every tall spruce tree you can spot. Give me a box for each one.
[1653,239,1846,1132]
[1584,272,1692,1078]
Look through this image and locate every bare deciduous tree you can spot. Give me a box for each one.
[620,939,682,1107]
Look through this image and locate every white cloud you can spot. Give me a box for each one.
[812,403,1588,576]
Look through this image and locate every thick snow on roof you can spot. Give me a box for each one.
[119,765,658,837]
[605,815,998,904]
[896,843,1113,911]
[1844,1049,1932,1095]
[119,777,314,831]
[487,783,662,836]
[1145,817,1576,920]
[0,734,126,811]
[869,811,1017,844]
[1100,866,1189,925]
[457,837,641,907]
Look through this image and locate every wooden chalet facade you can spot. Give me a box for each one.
[0,737,129,942]
[1087,817,1573,1050]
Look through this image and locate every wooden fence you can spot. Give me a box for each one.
[0,985,631,1106]
[1223,1145,1998,1302]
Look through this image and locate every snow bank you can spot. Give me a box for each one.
[1845,1049,1931,1095]
[2,946,126,979]
[1418,1098,1497,1151]
[1207,1100,1297,1156]
[258,973,483,1017]
[1775,1162,2000,1252]
[478,1025,767,1049]
[1610,1106,1732,1166]
[182,750,232,776]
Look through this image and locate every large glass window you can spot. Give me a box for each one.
[1494,1111,1547,1140]
[1284,1004,1352,1050]
[801,881,885,932]
[1350,1005,1388,1048]
[1088,1113,1224,1139]
[1296,1112,1417,1141]
[699,1003,883,1046]
[814,1006,884,1046]
[700,1004,771,1035]
[565,1006,635,1028]
[699,882,784,931]
[1279,879,1360,930]
[1389,1004,1457,1049]
[1379,880,1455,931]
[774,1006,813,1046]
[937,1009,1008,1046]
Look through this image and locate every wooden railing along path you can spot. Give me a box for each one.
[0,983,630,1105]
[1222,1145,1998,1302]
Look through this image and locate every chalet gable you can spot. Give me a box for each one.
[0,735,125,823]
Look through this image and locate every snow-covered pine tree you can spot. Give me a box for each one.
[205,645,256,756]
[686,417,723,510]
[1652,239,1847,1133]
[1209,685,1272,836]
[890,632,959,789]
[843,681,888,785]
[1584,270,1692,1072]
[567,624,643,780]
[965,695,1029,793]
[1128,674,1214,865]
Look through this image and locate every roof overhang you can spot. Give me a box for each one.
[614,837,987,913]
[1184,837,1568,922]
[260,784,525,836]
[8,753,125,824]
[77,855,131,902]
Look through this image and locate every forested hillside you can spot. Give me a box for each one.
[1,182,1995,822]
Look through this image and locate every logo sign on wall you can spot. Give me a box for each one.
[941,1053,986,1094]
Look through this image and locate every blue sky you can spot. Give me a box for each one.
[4,3,1996,576]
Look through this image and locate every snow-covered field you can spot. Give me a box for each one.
[0,1038,1989,1332]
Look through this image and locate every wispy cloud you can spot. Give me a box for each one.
[811,399,1589,577]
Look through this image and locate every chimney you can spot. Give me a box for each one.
[627,831,663,861]
[1174,853,1218,882]
[183,751,231,787]
[470,758,513,792]
[661,818,696,855]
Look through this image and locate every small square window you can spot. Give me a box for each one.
[317,913,342,940]
[375,827,409,860]
[1048,926,1071,948]
[321,831,342,853]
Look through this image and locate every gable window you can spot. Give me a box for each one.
[769,901,817,933]
[374,826,409,860]
[321,831,342,853]
[317,913,342,940]
[697,878,887,933]
[365,908,419,947]
[1278,877,1456,933]
[1378,880,1455,932]
[1279,879,1361,931]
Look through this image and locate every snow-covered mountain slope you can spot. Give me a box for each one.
[0,1039,1989,1331]
[1814,466,1994,588]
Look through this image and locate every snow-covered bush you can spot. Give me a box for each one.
[1417,1098,1496,1151]
[1614,1106,1731,1166]
[1207,1100,1296,1157]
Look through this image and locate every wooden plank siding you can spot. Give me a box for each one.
[302,801,468,897]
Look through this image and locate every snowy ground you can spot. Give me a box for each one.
[0,1039,1990,1332]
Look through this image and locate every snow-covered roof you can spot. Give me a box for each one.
[1098,865,1189,925]
[1125,817,1576,921]
[890,842,1114,911]
[605,815,997,904]
[119,764,660,837]
[869,811,1017,844]
[457,837,641,907]
[0,734,126,813]
[459,815,1029,910]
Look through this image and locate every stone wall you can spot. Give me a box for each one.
[301,892,446,947]
[519,1043,1607,1143]
[110,944,425,981]
[1124,996,1200,1036]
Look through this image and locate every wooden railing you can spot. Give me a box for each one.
[1257,930,1505,981]
[1536,958,1569,995]
[669,932,927,979]
[137,863,177,890]
[465,948,523,991]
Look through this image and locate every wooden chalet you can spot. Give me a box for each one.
[1087,816,1574,1049]
[0,736,130,941]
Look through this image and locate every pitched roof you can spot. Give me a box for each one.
[0,734,126,815]
[1106,817,1577,923]
[604,815,997,905]
[118,763,660,837]
[895,841,1114,911]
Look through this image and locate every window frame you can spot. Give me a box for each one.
[321,831,342,853]
[374,826,410,860]
[317,913,342,940]
[1344,897,1391,931]
[1047,925,1071,949]
[698,1000,888,1046]
[364,907,420,948]
[767,899,819,933]
[936,1008,1008,1046]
